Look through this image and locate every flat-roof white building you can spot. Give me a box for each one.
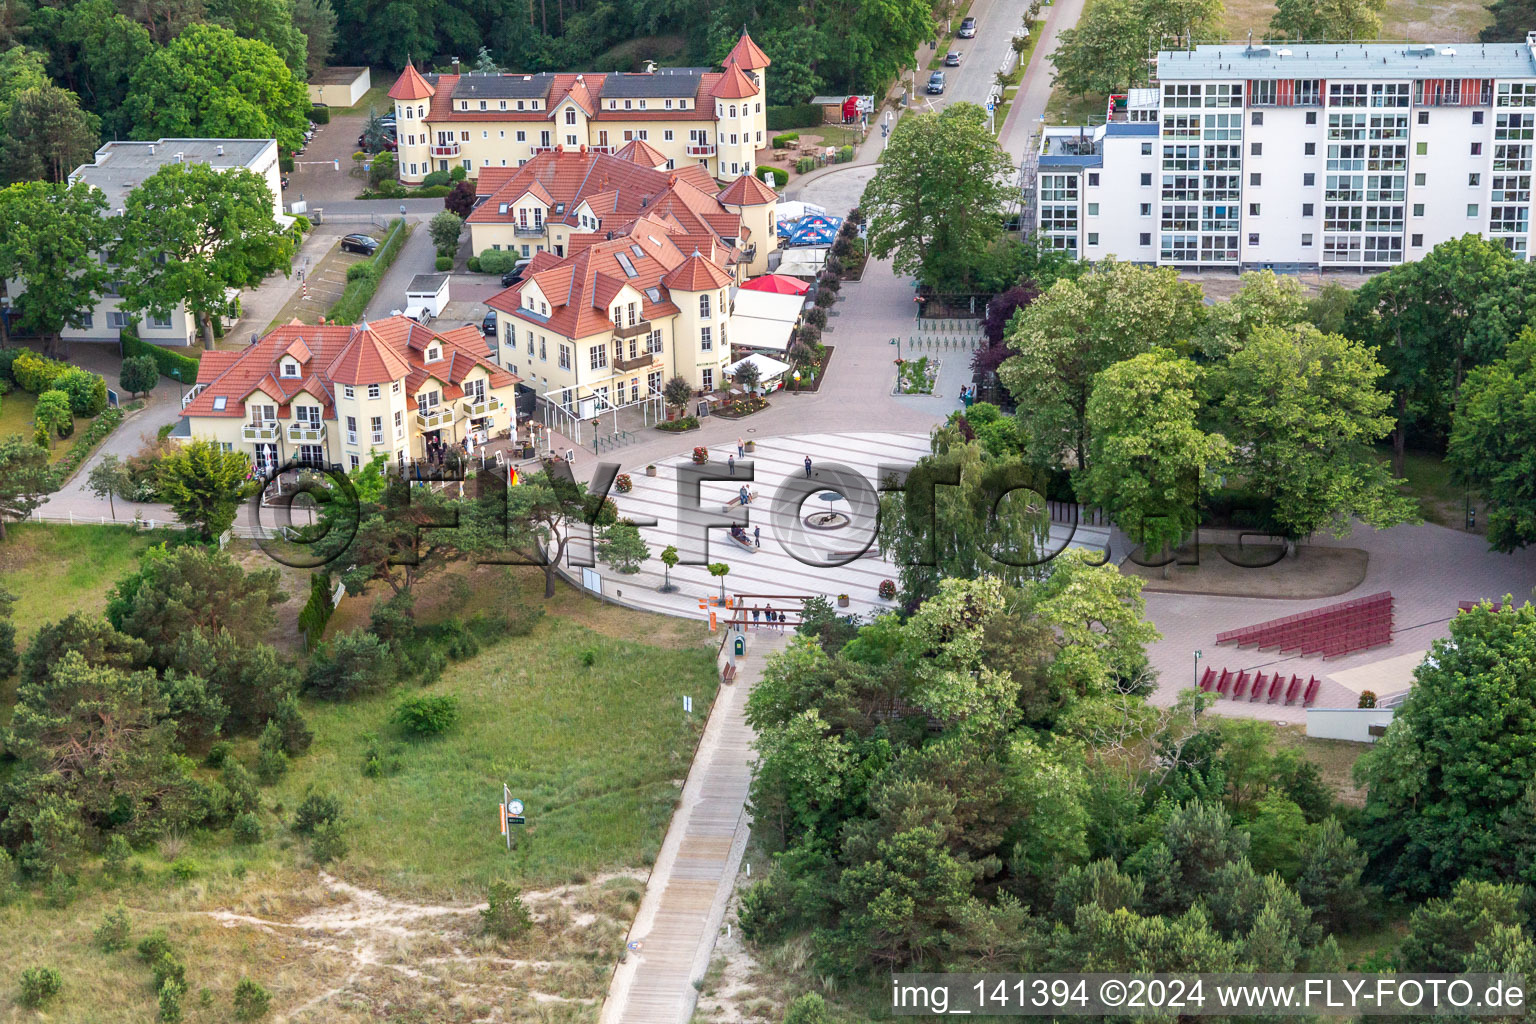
[1033,34,1536,269]
[65,138,284,346]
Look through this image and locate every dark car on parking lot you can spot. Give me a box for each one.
[340,233,379,256]
[500,260,533,287]
[944,50,961,66]
[482,309,497,335]
[957,15,977,36]
[927,71,946,94]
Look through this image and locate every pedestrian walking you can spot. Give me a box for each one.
[765,604,774,631]
[752,606,761,628]
[754,526,761,548]
[804,455,813,478]
[728,455,736,475]
[737,437,745,457]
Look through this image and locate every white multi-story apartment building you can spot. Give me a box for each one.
[1035,34,1536,268]
[387,32,771,185]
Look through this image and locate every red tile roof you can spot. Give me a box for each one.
[389,62,435,101]
[613,138,668,168]
[717,173,779,206]
[710,63,759,100]
[487,214,734,340]
[725,32,771,70]
[183,316,516,420]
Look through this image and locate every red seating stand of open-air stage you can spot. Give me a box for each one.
[1199,667,1321,707]
[1214,591,1394,660]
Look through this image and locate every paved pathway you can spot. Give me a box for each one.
[601,630,791,1024]
[998,0,1090,163]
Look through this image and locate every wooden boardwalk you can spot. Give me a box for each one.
[601,630,790,1024]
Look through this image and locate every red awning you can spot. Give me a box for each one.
[741,274,810,295]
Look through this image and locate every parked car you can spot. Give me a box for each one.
[927,71,946,95]
[944,50,961,66]
[957,15,977,36]
[500,260,533,286]
[482,309,497,335]
[340,233,379,255]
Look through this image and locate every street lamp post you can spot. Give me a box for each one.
[1193,649,1203,688]
[171,367,184,403]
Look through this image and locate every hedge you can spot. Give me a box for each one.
[477,249,518,274]
[297,572,335,650]
[309,105,331,124]
[771,132,800,148]
[280,155,295,173]
[767,104,822,131]
[422,169,452,187]
[795,156,815,174]
[122,327,200,383]
[836,145,855,163]
[755,165,789,188]
[329,218,409,324]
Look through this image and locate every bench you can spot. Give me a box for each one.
[721,663,738,684]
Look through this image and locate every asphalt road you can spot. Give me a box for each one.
[919,0,1030,117]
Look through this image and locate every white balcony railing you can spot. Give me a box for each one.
[429,142,461,157]
[180,383,206,409]
[416,405,456,430]
[685,143,716,156]
[461,395,500,418]
[287,422,325,443]
[242,421,280,441]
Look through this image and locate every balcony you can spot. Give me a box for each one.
[287,422,325,443]
[588,145,615,154]
[614,351,656,373]
[461,395,501,418]
[612,318,651,339]
[513,223,546,237]
[429,142,460,158]
[242,421,280,441]
[180,383,205,410]
[739,244,757,263]
[685,143,716,157]
[416,405,457,431]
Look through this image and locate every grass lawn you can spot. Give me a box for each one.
[0,522,156,640]
[1045,86,1110,126]
[0,390,108,464]
[1222,0,1491,36]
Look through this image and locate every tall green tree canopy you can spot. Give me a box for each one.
[998,259,1206,471]
[154,436,252,537]
[1077,349,1228,561]
[0,179,110,354]
[1212,324,1416,541]
[860,103,1013,291]
[1270,0,1386,41]
[0,83,101,184]
[0,433,52,539]
[206,0,310,77]
[122,23,310,152]
[1448,327,1536,552]
[1049,0,1155,96]
[114,161,294,349]
[1356,602,1536,897]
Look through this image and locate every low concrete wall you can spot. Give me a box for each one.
[1305,706,1397,743]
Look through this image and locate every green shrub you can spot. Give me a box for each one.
[310,820,347,863]
[220,761,260,814]
[754,165,789,188]
[467,256,482,272]
[158,977,185,1022]
[392,693,462,737]
[795,156,815,174]
[450,165,467,181]
[203,741,233,768]
[17,965,61,1007]
[121,327,200,383]
[255,745,288,784]
[296,572,334,651]
[53,366,108,415]
[271,695,314,755]
[770,132,799,147]
[477,249,519,275]
[104,834,132,877]
[345,262,375,282]
[421,169,452,187]
[169,858,198,883]
[279,154,294,173]
[481,879,533,939]
[11,350,63,393]
[292,787,343,835]
[414,184,453,197]
[152,950,186,990]
[304,629,392,700]
[766,104,822,130]
[233,978,273,1021]
[0,346,23,382]
[95,903,133,952]
[435,255,452,271]
[232,812,263,844]
[803,306,827,329]
[814,288,836,308]
[836,145,854,163]
[308,104,330,124]
[656,416,699,432]
[137,929,173,964]
[782,992,831,1024]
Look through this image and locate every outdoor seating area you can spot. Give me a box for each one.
[1199,668,1322,706]
[1215,591,1394,660]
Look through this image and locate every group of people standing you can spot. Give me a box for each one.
[749,605,789,631]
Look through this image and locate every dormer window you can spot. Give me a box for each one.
[280,359,300,377]
[212,396,227,410]
[426,345,441,361]
[609,100,616,109]
[517,100,525,110]
[680,100,687,109]
[499,202,509,214]
[500,100,507,110]
[479,100,487,110]
[665,99,673,109]
[639,100,646,109]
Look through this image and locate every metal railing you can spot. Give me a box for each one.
[416,406,456,430]
[513,223,546,237]
[461,396,500,417]
[287,422,325,442]
[429,142,461,157]
[685,143,716,156]
[613,319,651,339]
[241,421,280,441]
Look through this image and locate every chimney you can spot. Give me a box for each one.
[148,144,155,156]
[216,144,224,157]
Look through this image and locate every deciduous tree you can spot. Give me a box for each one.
[122,23,310,152]
[1049,0,1152,96]
[0,84,101,184]
[88,453,132,519]
[154,436,251,538]
[0,179,110,354]
[1077,350,1227,567]
[1447,327,1536,552]
[1270,0,1386,41]
[114,162,295,350]
[999,259,1205,470]
[861,103,1013,291]
[1213,324,1416,542]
